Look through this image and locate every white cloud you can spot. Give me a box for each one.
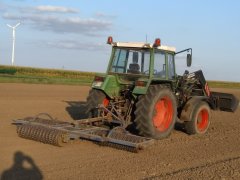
[2,4,113,36]
[3,13,112,36]
[34,5,78,13]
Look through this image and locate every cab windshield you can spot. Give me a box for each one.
[109,48,150,75]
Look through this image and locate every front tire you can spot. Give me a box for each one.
[134,85,177,139]
[184,101,210,135]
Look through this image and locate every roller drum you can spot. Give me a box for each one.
[16,125,68,146]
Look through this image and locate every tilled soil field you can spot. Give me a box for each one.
[0,83,240,180]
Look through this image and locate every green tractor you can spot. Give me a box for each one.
[13,37,239,152]
[85,36,239,139]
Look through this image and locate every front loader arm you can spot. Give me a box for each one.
[178,70,239,112]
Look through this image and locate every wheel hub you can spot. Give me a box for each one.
[197,109,209,132]
[153,96,173,132]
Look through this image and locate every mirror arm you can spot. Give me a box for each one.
[175,48,192,56]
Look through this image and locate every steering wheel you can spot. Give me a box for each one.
[144,69,158,74]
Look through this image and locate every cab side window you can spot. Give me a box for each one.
[168,54,175,79]
[154,51,166,78]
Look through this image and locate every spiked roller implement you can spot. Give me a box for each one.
[13,113,154,152]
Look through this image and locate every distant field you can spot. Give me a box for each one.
[0,65,239,88]
[0,65,96,85]
[208,81,240,89]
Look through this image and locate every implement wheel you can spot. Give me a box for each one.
[134,85,177,139]
[85,89,109,117]
[182,100,210,135]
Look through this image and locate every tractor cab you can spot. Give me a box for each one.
[92,36,187,97]
[107,37,177,81]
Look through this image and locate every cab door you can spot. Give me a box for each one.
[167,53,175,80]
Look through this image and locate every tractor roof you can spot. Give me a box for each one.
[112,42,176,53]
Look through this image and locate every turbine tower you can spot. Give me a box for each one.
[7,22,20,66]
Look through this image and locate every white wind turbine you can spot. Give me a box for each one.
[7,22,21,66]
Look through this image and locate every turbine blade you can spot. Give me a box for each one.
[7,24,13,28]
[15,23,21,28]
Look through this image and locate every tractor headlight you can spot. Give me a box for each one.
[92,81,103,87]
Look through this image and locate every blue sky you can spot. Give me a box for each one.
[0,0,240,81]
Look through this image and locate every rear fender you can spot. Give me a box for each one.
[92,75,120,98]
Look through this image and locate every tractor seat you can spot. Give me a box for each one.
[127,63,140,74]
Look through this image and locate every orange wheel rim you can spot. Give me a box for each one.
[197,109,209,132]
[153,96,173,132]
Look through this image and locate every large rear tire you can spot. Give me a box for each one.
[85,89,109,117]
[183,101,210,135]
[134,85,177,139]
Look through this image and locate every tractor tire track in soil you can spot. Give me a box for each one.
[146,155,240,179]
